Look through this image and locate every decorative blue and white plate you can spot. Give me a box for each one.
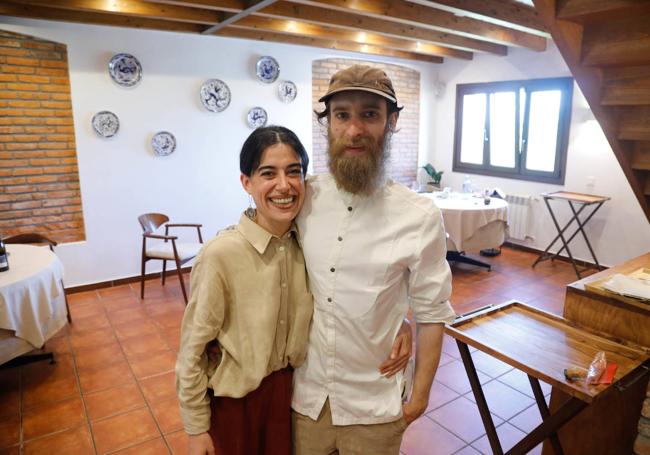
[151,131,176,156]
[108,53,142,87]
[278,80,297,103]
[91,111,119,138]
[200,79,231,112]
[247,107,268,129]
[255,56,279,83]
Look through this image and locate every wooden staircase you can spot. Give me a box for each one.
[533,0,650,223]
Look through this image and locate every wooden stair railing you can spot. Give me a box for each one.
[533,0,650,224]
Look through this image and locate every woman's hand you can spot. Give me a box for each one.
[188,432,215,455]
[378,319,413,377]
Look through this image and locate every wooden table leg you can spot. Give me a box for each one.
[506,396,587,455]
[528,375,564,455]
[457,340,503,455]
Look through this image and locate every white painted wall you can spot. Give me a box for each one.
[0,16,439,286]
[3,17,646,282]
[431,43,650,267]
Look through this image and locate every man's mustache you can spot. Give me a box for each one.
[331,137,376,153]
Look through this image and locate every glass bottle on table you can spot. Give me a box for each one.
[462,175,472,194]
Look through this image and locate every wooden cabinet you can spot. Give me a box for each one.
[543,253,650,455]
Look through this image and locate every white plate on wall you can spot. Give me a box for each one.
[151,131,176,156]
[91,111,119,138]
[199,79,231,112]
[108,53,142,87]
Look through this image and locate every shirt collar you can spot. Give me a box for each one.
[329,173,391,205]
[237,212,297,254]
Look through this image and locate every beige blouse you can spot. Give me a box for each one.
[175,213,313,435]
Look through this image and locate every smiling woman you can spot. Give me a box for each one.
[240,128,309,237]
[175,125,313,455]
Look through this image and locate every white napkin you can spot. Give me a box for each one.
[602,273,650,301]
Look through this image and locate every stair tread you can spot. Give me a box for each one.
[602,86,650,105]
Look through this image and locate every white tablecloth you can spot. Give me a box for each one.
[422,193,509,252]
[0,244,67,357]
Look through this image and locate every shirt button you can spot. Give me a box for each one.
[330,267,335,272]
[327,297,332,302]
[337,236,342,241]
[281,282,287,288]
[347,206,353,211]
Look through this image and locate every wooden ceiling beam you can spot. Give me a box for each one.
[0,2,205,32]
[405,0,549,35]
[217,26,444,63]
[228,15,472,59]
[288,0,547,51]
[201,0,278,34]
[8,0,221,25]
[259,1,507,55]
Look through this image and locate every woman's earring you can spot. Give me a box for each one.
[245,194,256,219]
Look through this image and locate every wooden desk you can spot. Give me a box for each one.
[543,252,650,455]
[447,302,650,455]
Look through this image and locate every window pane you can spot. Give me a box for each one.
[489,91,516,168]
[525,90,562,172]
[460,93,486,165]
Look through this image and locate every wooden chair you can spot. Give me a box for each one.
[138,213,203,304]
[3,233,72,323]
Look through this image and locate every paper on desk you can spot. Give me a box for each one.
[602,273,650,301]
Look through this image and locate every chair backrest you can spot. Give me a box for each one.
[3,233,57,251]
[138,213,169,234]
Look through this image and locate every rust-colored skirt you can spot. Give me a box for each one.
[208,367,293,455]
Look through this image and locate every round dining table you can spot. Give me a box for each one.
[0,244,68,365]
[421,192,509,252]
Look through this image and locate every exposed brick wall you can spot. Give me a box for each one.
[0,30,84,243]
[312,58,420,187]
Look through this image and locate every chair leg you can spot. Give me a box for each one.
[162,260,167,286]
[140,257,146,300]
[61,279,72,323]
[174,257,188,304]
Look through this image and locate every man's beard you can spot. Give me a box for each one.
[327,129,391,195]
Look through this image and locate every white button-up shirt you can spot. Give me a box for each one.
[292,174,456,426]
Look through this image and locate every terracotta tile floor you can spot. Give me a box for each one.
[0,246,590,454]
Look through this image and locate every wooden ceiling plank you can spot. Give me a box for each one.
[288,0,547,51]
[230,15,472,59]
[217,26,443,63]
[0,1,205,32]
[259,1,507,55]
[141,0,243,12]
[9,0,221,25]
[201,0,278,34]
[405,0,549,35]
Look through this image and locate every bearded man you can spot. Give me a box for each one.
[292,65,456,454]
